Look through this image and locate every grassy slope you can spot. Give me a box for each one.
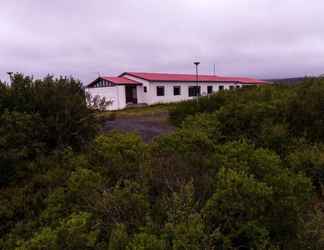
[97,103,175,124]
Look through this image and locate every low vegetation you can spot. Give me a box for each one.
[0,74,324,249]
[97,103,173,122]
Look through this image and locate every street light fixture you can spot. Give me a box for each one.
[193,62,200,102]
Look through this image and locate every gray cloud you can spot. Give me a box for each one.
[1,0,324,84]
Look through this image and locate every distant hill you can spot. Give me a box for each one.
[265,77,306,85]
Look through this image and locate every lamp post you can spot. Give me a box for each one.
[193,62,200,102]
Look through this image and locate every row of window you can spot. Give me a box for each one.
[153,85,240,97]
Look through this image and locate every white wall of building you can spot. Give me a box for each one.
[85,85,126,110]
[122,74,244,106]
[140,82,242,105]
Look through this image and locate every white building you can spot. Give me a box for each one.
[85,72,267,110]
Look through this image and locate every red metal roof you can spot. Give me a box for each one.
[86,76,141,88]
[120,72,267,84]
[101,76,140,85]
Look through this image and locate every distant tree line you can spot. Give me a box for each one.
[0,75,324,249]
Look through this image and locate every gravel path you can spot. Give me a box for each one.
[103,117,175,142]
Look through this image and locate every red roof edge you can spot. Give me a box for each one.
[120,72,267,85]
[86,76,141,88]
[119,72,149,81]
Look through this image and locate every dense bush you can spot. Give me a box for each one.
[0,74,97,151]
[0,74,98,186]
[1,76,324,249]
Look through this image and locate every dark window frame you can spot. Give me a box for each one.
[207,85,213,94]
[219,85,224,91]
[156,86,165,96]
[188,86,201,97]
[144,86,147,93]
[173,86,181,96]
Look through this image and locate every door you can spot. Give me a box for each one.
[125,86,137,104]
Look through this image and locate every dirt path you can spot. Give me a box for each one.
[103,115,175,142]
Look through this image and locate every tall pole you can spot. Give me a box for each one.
[194,62,200,103]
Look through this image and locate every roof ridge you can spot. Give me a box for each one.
[126,71,221,77]
[117,72,267,84]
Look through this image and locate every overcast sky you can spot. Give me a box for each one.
[1,0,324,84]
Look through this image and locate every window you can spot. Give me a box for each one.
[236,85,240,89]
[219,85,224,91]
[144,86,147,93]
[188,86,201,97]
[156,86,165,96]
[173,86,181,96]
[207,86,213,94]
[229,85,234,90]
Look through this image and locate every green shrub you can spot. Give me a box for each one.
[0,74,98,152]
[2,76,324,249]
[286,144,324,192]
[88,132,148,185]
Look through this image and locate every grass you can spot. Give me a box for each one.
[96,103,175,123]
[115,103,173,117]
